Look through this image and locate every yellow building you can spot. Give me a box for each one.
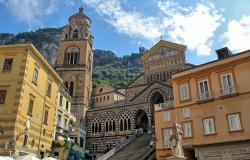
[0,44,63,158]
[155,48,250,159]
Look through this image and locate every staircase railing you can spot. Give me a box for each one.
[97,132,140,160]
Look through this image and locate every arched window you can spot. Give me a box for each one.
[128,119,131,130]
[105,121,108,132]
[91,123,94,134]
[124,119,127,131]
[113,120,116,131]
[73,30,79,39]
[120,119,123,131]
[95,123,98,134]
[98,122,102,133]
[65,34,68,40]
[69,82,74,96]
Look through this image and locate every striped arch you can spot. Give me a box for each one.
[146,88,168,103]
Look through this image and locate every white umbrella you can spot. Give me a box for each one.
[42,158,57,160]
[15,155,39,160]
[0,156,14,160]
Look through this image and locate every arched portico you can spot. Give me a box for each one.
[135,109,149,131]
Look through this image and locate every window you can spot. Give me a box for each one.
[162,128,172,148]
[73,30,78,39]
[43,109,49,124]
[59,95,63,106]
[27,99,34,116]
[107,96,109,100]
[64,119,68,128]
[32,68,39,84]
[69,82,74,96]
[47,83,52,97]
[163,111,171,122]
[65,53,78,64]
[183,108,191,118]
[80,137,84,147]
[220,73,235,95]
[57,115,62,126]
[182,122,192,138]
[227,113,242,132]
[203,118,216,135]
[23,133,28,146]
[198,79,211,100]
[0,90,7,104]
[66,101,69,111]
[180,84,189,101]
[3,58,13,71]
[43,129,46,136]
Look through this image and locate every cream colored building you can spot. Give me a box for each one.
[55,87,76,139]
[0,44,62,158]
[155,47,250,160]
[92,83,125,108]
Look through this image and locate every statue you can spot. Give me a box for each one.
[169,122,186,159]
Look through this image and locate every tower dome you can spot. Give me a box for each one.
[62,6,92,41]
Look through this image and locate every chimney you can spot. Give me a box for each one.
[216,47,233,60]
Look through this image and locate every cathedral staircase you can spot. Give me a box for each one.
[108,132,152,160]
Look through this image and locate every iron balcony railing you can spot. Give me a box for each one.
[220,85,238,96]
[154,101,173,111]
[197,91,213,101]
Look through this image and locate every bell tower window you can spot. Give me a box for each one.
[69,81,74,96]
[65,53,79,64]
[64,46,80,65]
[73,30,79,39]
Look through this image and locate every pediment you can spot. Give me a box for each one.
[141,40,186,63]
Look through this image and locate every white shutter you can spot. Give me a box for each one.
[228,114,241,131]
[180,84,189,100]
[203,118,215,135]
[183,122,192,137]
[163,128,172,148]
[163,112,171,122]
[183,108,191,118]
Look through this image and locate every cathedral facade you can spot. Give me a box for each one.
[85,40,194,154]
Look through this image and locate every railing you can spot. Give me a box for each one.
[154,101,173,111]
[197,91,213,102]
[220,85,238,96]
[97,133,139,160]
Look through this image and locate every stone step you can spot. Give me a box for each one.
[108,133,152,160]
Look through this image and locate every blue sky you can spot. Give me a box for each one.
[0,0,250,65]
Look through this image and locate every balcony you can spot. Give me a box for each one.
[154,101,173,111]
[220,85,239,98]
[197,91,213,103]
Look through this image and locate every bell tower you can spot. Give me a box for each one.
[55,7,93,129]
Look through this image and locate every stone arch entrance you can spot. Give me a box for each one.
[148,90,165,130]
[135,109,148,131]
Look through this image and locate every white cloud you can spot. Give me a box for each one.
[223,16,250,52]
[83,0,224,56]
[83,0,168,41]
[1,0,59,28]
[158,1,224,56]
